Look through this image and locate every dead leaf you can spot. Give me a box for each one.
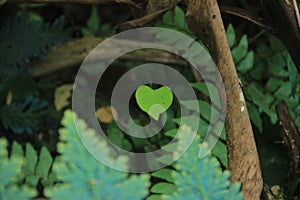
[54,84,73,111]
[96,106,117,123]
[6,90,12,105]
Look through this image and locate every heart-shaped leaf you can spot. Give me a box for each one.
[135,85,173,120]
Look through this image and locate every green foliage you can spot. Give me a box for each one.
[10,141,56,188]
[0,14,69,67]
[227,24,255,75]
[156,6,300,135]
[226,25,300,132]
[0,138,37,200]
[2,4,299,199]
[81,5,112,37]
[151,8,299,198]
[155,6,193,38]
[44,110,150,200]
[0,96,47,134]
[0,137,55,199]
[0,12,69,134]
[148,126,242,200]
[135,85,173,120]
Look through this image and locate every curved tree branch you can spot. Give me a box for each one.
[31,36,189,77]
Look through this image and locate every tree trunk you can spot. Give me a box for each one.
[184,1,263,199]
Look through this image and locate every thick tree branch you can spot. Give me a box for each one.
[184,1,263,199]
[31,36,189,77]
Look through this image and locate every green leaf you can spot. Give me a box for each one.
[268,52,286,76]
[165,129,178,137]
[232,35,248,63]
[24,143,38,175]
[244,83,277,123]
[173,6,186,30]
[0,138,37,199]
[151,169,174,182]
[35,147,53,177]
[191,82,209,96]
[136,85,173,120]
[247,102,263,133]
[107,121,132,151]
[237,51,254,74]
[81,28,94,36]
[25,175,39,187]
[198,100,211,121]
[212,141,227,168]
[11,141,24,158]
[87,6,100,33]
[269,34,285,51]
[147,194,162,200]
[265,78,285,93]
[151,182,176,194]
[162,10,173,26]
[274,82,291,101]
[226,24,236,48]
[287,54,300,96]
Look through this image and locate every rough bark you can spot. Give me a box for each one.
[184,1,263,199]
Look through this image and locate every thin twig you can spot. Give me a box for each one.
[220,5,276,33]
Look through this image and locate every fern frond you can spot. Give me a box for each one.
[10,141,55,188]
[0,138,37,200]
[44,110,150,200]
[0,96,47,134]
[163,126,243,200]
[0,14,69,67]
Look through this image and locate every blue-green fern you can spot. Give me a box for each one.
[44,110,150,200]
[148,126,242,200]
[164,127,242,200]
[0,138,37,200]
[10,140,56,188]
